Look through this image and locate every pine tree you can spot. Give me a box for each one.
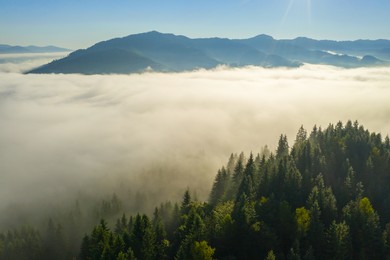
[227,152,246,199]
[342,197,384,259]
[181,189,192,215]
[131,214,155,260]
[209,167,229,206]
[236,153,256,200]
[325,221,352,259]
[277,134,289,159]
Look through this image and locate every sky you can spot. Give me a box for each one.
[1,0,390,49]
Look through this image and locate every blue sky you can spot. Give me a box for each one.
[1,0,390,49]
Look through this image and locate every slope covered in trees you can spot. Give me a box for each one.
[1,121,390,259]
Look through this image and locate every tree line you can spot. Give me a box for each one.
[2,121,390,259]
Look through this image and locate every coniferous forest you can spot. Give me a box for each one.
[2,121,390,259]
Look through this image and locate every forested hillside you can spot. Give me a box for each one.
[1,121,390,259]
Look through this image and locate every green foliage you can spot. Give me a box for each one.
[307,174,337,226]
[181,189,192,215]
[191,241,215,260]
[384,223,390,257]
[276,134,289,159]
[343,197,384,258]
[209,167,230,206]
[237,153,256,200]
[210,201,234,237]
[0,226,43,260]
[132,214,155,259]
[265,250,276,260]
[4,121,390,260]
[359,197,375,217]
[295,207,310,237]
[175,206,207,259]
[325,221,352,259]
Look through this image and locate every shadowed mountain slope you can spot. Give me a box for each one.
[28,31,390,74]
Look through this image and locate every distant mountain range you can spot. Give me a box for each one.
[27,31,390,74]
[0,44,71,54]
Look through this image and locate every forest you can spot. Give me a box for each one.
[1,120,390,259]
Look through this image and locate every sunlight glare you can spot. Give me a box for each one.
[282,0,312,25]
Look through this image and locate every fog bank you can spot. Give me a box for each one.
[1,64,390,225]
[0,52,69,73]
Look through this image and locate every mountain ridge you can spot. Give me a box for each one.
[0,44,71,54]
[27,31,390,74]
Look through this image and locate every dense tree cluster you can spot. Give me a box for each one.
[2,121,390,259]
[0,194,124,259]
[79,121,390,259]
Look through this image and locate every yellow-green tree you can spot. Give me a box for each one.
[191,241,215,260]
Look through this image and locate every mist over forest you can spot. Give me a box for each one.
[1,54,390,258]
[1,56,390,214]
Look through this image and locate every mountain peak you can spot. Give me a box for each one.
[251,34,274,40]
[143,30,163,35]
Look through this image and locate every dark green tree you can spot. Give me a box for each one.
[325,221,352,259]
[209,167,229,206]
[276,134,289,159]
[343,197,384,259]
[131,214,155,260]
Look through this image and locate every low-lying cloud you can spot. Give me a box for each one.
[0,52,69,73]
[1,59,390,226]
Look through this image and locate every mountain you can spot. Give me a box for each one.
[27,31,390,74]
[238,35,390,67]
[0,44,71,54]
[31,49,164,74]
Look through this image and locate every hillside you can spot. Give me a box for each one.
[1,121,390,259]
[27,32,390,75]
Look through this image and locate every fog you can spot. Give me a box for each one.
[0,52,69,73]
[1,57,390,227]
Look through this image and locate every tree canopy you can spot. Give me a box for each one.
[1,121,390,259]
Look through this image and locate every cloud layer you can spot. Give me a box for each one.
[1,60,390,225]
[0,52,69,73]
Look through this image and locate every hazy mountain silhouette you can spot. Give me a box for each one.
[28,31,390,74]
[0,44,71,53]
[31,48,165,74]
